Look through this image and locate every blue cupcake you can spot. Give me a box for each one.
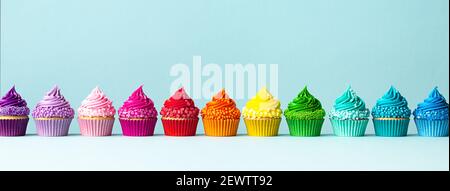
[413,87,449,137]
[372,86,411,136]
[329,86,370,136]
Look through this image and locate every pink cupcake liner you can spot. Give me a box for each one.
[0,118,29,136]
[119,118,157,136]
[34,118,72,136]
[78,118,115,136]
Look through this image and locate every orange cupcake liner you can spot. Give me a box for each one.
[202,118,240,136]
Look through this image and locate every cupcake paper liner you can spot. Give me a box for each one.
[119,118,157,136]
[373,118,410,137]
[286,119,324,136]
[0,118,29,136]
[202,119,240,136]
[35,118,72,137]
[244,118,281,136]
[330,119,368,137]
[162,118,199,136]
[414,119,449,137]
[78,118,115,136]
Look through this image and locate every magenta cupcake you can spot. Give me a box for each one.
[32,86,74,136]
[0,86,30,136]
[118,85,158,136]
[78,87,116,136]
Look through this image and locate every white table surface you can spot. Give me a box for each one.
[0,134,448,171]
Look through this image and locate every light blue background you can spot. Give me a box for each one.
[1,0,449,135]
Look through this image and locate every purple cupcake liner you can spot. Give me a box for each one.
[34,118,72,137]
[0,118,29,136]
[78,118,115,136]
[119,118,157,136]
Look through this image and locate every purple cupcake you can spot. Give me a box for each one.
[32,86,75,136]
[0,86,30,136]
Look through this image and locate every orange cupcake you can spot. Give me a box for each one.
[201,89,241,136]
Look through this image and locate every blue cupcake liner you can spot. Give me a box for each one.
[414,119,448,137]
[373,118,410,137]
[330,119,368,137]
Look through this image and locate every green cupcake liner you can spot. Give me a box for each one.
[330,119,368,137]
[286,119,324,136]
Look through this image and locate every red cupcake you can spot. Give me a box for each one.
[160,88,199,136]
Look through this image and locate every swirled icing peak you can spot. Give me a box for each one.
[78,87,116,117]
[118,85,157,118]
[32,86,75,118]
[413,87,449,120]
[0,86,30,116]
[329,86,370,120]
[371,86,411,118]
[242,87,282,119]
[201,89,240,120]
[284,86,325,120]
[160,87,199,118]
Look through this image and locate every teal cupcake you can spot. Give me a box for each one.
[329,86,370,136]
[413,87,448,137]
[284,87,326,136]
[372,86,411,137]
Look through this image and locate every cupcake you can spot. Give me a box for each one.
[329,86,370,136]
[118,85,158,136]
[413,87,449,137]
[78,87,116,136]
[372,86,411,137]
[201,89,241,136]
[160,87,199,136]
[32,86,74,136]
[242,87,282,136]
[0,86,30,136]
[284,86,325,136]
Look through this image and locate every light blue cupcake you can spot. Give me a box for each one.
[413,87,449,137]
[372,86,411,137]
[329,86,370,136]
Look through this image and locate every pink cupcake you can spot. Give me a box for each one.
[32,86,74,136]
[160,87,199,136]
[118,85,158,136]
[78,87,116,136]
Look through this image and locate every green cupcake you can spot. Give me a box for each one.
[284,87,325,136]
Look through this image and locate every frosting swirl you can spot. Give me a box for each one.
[78,87,116,117]
[413,87,449,120]
[284,86,325,120]
[371,86,411,118]
[329,86,370,120]
[242,87,282,119]
[118,85,157,118]
[32,86,75,118]
[160,87,199,118]
[0,86,30,116]
[201,89,240,120]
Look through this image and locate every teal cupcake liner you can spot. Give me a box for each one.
[414,119,449,137]
[373,118,410,137]
[330,119,368,137]
[286,119,324,136]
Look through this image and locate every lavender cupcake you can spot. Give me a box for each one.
[0,86,30,136]
[32,86,74,136]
